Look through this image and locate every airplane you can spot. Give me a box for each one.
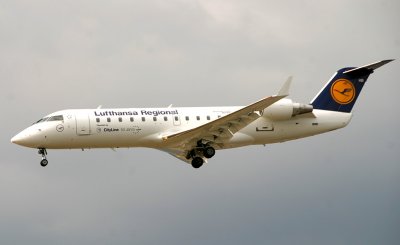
[11,60,393,168]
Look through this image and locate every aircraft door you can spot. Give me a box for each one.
[75,114,91,135]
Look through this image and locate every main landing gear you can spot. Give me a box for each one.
[38,148,48,167]
[187,143,216,169]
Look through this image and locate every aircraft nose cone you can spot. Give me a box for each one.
[11,132,26,146]
[11,127,44,148]
[11,130,38,147]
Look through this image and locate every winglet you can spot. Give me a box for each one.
[277,76,292,96]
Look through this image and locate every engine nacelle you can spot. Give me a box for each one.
[263,99,313,121]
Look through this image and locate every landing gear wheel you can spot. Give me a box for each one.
[203,146,215,159]
[191,157,204,168]
[40,159,48,167]
[38,148,48,167]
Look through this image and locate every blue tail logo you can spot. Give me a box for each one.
[311,60,393,113]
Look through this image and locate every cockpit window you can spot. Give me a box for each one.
[34,117,49,124]
[48,115,64,121]
[33,115,63,124]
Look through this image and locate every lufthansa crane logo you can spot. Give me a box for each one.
[56,124,64,132]
[330,79,355,104]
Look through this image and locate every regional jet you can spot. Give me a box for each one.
[11,60,393,168]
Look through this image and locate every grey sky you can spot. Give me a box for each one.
[1,0,399,244]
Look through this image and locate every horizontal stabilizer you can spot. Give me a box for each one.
[343,59,394,76]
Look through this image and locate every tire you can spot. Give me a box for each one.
[191,157,204,168]
[203,146,215,159]
[40,159,48,167]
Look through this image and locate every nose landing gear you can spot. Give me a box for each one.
[38,148,48,167]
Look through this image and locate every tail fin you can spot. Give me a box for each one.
[310,60,393,112]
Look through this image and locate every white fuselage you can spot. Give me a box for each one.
[11,104,352,151]
[11,59,391,167]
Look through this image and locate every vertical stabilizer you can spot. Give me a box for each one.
[310,60,393,112]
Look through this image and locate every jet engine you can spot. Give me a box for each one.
[263,98,313,121]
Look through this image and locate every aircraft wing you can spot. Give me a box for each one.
[162,78,291,154]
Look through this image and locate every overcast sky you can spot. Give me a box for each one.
[1,0,399,244]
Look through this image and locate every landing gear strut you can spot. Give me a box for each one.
[38,148,48,167]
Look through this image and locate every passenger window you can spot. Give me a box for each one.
[207,116,210,120]
[96,118,100,123]
[130,117,134,122]
[174,116,179,121]
[119,117,122,122]
[196,116,200,120]
[142,117,145,122]
[107,118,111,122]
[185,116,189,121]
[164,116,168,121]
[153,117,157,121]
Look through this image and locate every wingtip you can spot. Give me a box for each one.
[380,59,395,65]
[277,76,292,96]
